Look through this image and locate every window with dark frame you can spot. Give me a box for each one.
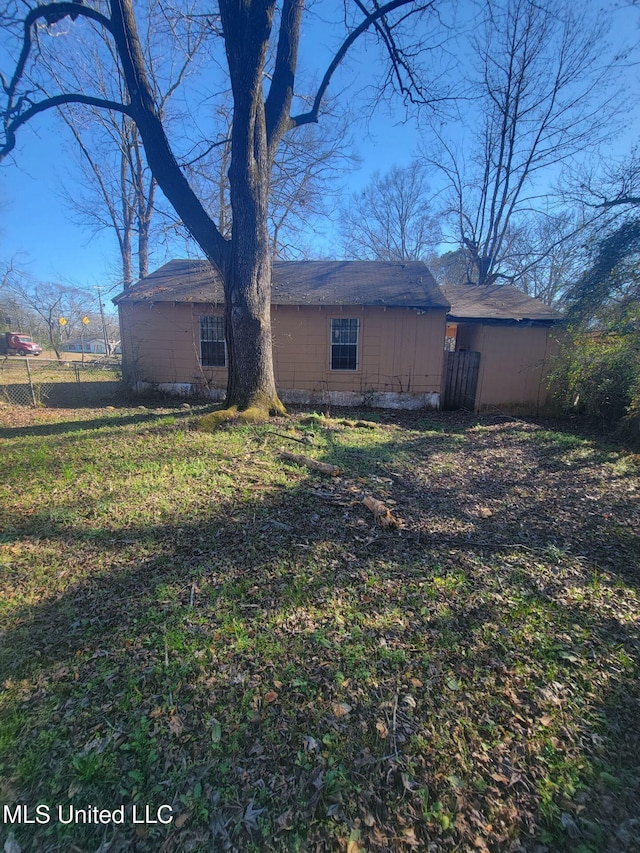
[200,316,226,367]
[331,318,359,370]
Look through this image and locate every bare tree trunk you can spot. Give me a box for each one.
[219,0,285,415]
[224,256,282,413]
[224,123,280,412]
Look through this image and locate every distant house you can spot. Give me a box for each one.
[64,338,118,355]
[114,260,450,409]
[441,284,562,413]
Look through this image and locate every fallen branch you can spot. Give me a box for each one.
[336,418,379,429]
[307,487,352,506]
[279,452,341,477]
[268,430,316,445]
[363,495,400,528]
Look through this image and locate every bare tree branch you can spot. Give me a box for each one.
[265,0,304,152]
[341,162,440,262]
[424,0,620,287]
[292,0,436,129]
[2,92,133,157]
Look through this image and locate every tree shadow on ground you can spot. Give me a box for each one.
[0,411,638,852]
[0,403,210,439]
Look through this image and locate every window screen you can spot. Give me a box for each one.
[331,318,359,370]
[200,316,226,367]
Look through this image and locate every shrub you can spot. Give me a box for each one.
[555,324,640,432]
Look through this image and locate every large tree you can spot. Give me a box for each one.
[1,0,440,418]
[423,0,618,287]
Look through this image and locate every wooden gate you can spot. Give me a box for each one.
[443,350,480,410]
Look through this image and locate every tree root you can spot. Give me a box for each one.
[197,397,287,431]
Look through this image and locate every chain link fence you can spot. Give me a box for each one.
[0,357,122,408]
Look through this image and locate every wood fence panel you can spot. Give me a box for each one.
[443,350,480,410]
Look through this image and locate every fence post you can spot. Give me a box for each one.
[25,358,37,407]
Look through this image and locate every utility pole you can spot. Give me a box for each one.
[96,286,110,356]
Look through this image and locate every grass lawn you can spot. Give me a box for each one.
[0,401,638,852]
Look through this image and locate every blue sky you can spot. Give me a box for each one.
[1,1,638,295]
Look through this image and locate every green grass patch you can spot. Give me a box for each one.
[0,405,638,852]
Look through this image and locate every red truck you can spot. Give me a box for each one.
[0,331,43,356]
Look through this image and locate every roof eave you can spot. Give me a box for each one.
[447,314,560,325]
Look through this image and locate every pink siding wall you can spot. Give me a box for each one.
[453,323,559,412]
[119,302,227,386]
[119,302,446,396]
[272,305,445,395]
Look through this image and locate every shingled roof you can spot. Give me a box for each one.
[442,283,561,323]
[114,259,449,310]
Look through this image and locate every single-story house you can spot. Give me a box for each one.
[64,338,119,355]
[441,284,562,413]
[114,259,450,409]
[115,261,562,413]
